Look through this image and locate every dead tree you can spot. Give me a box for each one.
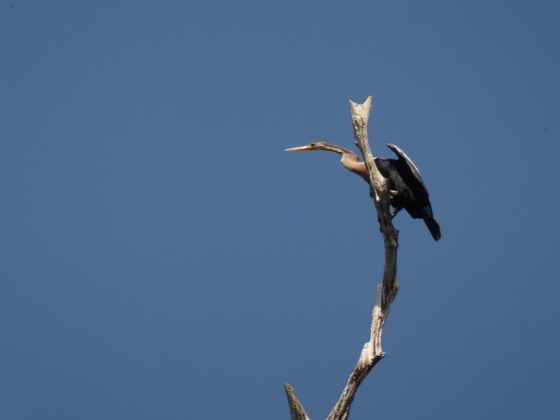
[284,97,400,419]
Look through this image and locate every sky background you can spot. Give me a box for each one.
[1,1,559,419]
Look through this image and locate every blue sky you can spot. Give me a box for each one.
[1,1,559,419]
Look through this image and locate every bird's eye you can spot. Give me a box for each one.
[310,143,316,147]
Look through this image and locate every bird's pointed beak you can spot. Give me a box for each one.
[285,145,314,152]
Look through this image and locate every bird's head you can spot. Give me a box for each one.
[285,142,341,154]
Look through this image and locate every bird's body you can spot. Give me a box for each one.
[285,142,441,241]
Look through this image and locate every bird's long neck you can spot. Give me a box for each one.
[334,147,367,180]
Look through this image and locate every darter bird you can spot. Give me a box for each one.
[285,142,441,241]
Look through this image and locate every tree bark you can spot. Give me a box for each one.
[285,96,399,419]
[284,384,310,420]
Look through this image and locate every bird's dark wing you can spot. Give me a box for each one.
[386,144,428,191]
[386,143,436,218]
[379,144,441,240]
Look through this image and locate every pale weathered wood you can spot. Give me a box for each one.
[326,97,399,420]
[285,96,400,419]
[284,384,310,420]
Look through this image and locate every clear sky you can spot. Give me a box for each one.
[1,1,559,419]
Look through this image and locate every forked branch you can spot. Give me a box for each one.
[285,96,400,420]
[326,97,399,420]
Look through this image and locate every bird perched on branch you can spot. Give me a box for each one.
[285,142,441,241]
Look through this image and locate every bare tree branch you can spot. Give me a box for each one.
[325,97,399,420]
[284,384,310,420]
[285,96,400,419]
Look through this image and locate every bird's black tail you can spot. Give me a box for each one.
[424,217,441,241]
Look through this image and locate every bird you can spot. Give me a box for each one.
[285,142,441,241]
